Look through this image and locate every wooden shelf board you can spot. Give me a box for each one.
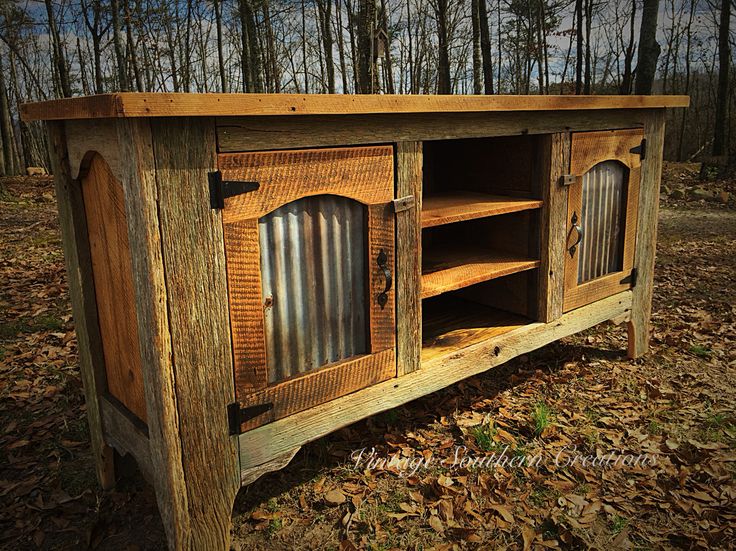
[422,192,542,228]
[421,247,540,299]
[422,296,530,363]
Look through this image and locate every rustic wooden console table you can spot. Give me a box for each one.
[22,93,688,549]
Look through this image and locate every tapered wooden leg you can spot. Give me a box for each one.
[627,110,665,360]
[627,317,649,359]
[48,122,116,490]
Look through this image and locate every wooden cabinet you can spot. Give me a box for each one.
[23,93,687,551]
[218,146,397,431]
[563,129,644,312]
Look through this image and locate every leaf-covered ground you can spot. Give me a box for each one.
[1,165,734,550]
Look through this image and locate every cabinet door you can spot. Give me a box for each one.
[219,146,396,431]
[563,129,644,312]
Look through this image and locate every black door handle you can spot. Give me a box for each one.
[569,211,584,257]
[376,249,392,309]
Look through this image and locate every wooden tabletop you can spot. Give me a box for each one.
[21,93,690,121]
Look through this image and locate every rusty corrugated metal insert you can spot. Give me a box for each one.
[259,195,368,383]
[578,161,626,284]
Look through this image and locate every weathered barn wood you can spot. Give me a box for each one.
[25,93,685,551]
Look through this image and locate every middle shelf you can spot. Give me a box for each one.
[422,191,543,228]
[421,245,540,299]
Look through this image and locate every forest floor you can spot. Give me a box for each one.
[1,163,735,550]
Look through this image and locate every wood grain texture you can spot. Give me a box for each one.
[569,128,644,176]
[422,296,528,362]
[422,192,542,228]
[223,219,268,394]
[66,119,123,180]
[368,203,396,353]
[115,119,190,548]
[395,142,422,376]
[151,118,240,549]
[238,349,395,432]
[564,129,644,312]
[538,133,570,322]
[216,110,652,153]
[100,396,153,483]
[218,146,394,223]
[421,247,540,299]
[21,93,689,121]
[81,154,147,422]
[628,110,666,358]
[47,122,116,490]
[238,290,632,471]
[240,447,301,486]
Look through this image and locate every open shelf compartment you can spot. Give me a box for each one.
[422,294,532,363]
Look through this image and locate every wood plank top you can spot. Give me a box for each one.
[21,93,690,121]
[422,192,543,228]
[421,246,540,299]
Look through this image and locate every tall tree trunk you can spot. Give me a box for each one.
[678,0,695,160]
[335,0,350,93]
[0,54,18,175]
[434,0,451,94]
[356,0,377,93]
[634,0,661,94]
[263,1,280,92]
[8,51,33,169]
[126,1,144,92]
[471,0,483,94]
[316,0,336,93]
[214,0,228,92]
[583,0,592,94]
[300,0,309,93]
[239,0,264,92]
[110,0,129,91]
[620,0,637,94]
[713,0,731,156]
[345,0,360,92]
[575,0,583,94]
[379,0,394,93]
[406,0,415,93]
[44,0,73,97]
[478,0,493,94]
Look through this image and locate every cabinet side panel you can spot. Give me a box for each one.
[47,122,116,489]
[395,142,423,375]
[150,118,240,548]
[81,154,147,422]
[628,110,666,358]
[538,133,570,322]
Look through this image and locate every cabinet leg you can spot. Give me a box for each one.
[626,317,649,359]
[152,479,237,550]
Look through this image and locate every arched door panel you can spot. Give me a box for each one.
[563,129,643,312]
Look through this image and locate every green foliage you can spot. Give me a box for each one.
[532,402,552,436]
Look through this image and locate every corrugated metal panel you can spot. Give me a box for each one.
[259,195,368,383]
[578,161,625,284]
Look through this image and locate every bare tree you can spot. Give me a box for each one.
[634,0,661,94]
[713,0,730,156]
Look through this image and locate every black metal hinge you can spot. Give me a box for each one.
[208,170,259,209]
[620,268,638,288]
[630,139,647,160]
[227,402,274,435]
